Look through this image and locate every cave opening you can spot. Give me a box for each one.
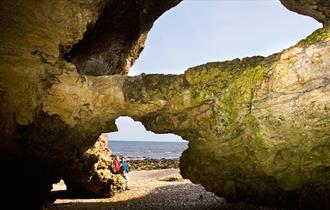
[62,0,181,76]
[60,0,321,77]
[130,0,321,75]
[95,117,226,208]
[50,116,190,204]
[108,116,187,165]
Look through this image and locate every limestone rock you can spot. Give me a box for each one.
[0,0,329,209]
[0,0,181,208]
[114,27,329,208]
[65,133,125,197]
[121,28,329,208]
[42,25,330,208]
[178,27,330,209]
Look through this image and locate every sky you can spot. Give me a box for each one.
[109,0,321,142]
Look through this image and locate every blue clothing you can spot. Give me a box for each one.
[121,162,129,173]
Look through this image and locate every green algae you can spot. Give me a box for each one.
[124,22,330,206]
[296,23,330,47]
[184,56,267,108]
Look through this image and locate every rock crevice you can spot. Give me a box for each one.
[65,0,181,76]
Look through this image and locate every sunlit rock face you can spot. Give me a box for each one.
[118,26,330,209]
[0,0,329,209]
[42,25,330,209]
[178,28,330,208]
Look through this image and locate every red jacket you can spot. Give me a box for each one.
[113,160,121,172]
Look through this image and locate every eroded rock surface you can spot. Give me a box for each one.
[66,0,181,75]
[41,25,330,209]
[0,0,329,209]
[132,28,329,208]
[0,0,180,208]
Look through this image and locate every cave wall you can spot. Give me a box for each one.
[0,0,181,208]
[0,1,106,207]
[42,25,330,208]
[0,0,329,209]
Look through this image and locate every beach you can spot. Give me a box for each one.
[44,169,225,210]
[44,160,282,210]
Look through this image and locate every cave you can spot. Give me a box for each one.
[0,0,329,209]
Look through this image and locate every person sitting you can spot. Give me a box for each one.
[120,157,129,190]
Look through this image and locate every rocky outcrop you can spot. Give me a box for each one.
[280,0,330,24]
[0,0,329,209]
[64,133,125,197]
[128,159,180,171]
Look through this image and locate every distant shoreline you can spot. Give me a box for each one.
[110,157,180,171]
[109,139,188,143]
[109,140,188,160]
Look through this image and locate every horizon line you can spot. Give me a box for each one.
[109,139,187,142]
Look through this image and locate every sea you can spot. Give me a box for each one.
[108,140,188,160]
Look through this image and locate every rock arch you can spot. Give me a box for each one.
[0,0,329,209]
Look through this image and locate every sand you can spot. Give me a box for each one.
[43,169,226,210]
[43,169,282,210]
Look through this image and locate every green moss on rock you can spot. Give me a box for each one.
[297,23,330,47]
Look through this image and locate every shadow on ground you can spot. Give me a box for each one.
[44,183,288,210]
